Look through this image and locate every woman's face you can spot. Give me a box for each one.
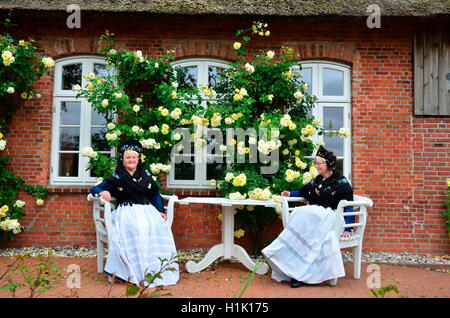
[314,156,330,176]
[123,150,139,172]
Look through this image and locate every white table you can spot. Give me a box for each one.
[177,197,277,275]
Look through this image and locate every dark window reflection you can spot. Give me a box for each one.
[208,66,227,88]
[174,156,195,180]
[91,127,109,151]
[207,162,226,180]
[60,127,80,151]
[335,159,344,177]
[59,153,79,177]
[176,66,198,89]
[62,64,82,90]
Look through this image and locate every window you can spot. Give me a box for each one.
[168,58,231,188]
[51,56,114,185]
[298,61,352,180]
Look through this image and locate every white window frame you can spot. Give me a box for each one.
[168,58,231,189]
[51,56,114,185]
[300,61,352,181]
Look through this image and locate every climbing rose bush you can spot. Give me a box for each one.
[0,15,52,240]
[79,23,348,253]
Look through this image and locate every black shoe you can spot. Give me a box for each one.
[290,278,303,288]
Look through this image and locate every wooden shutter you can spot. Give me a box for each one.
[414,22,450,116]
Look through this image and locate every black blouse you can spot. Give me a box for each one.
[296,172,353,210]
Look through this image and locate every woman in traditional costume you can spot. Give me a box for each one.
[262,146,354,288]
[90,139,179,287]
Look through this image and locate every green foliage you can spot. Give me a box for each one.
[0,252,61,298]
[0,12,51,240]
[235,260,265,298]
[370,284,409,298]
[123,255,177,298]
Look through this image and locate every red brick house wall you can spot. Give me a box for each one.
[1,11,449,254]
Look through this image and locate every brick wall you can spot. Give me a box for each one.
[1,11,449,255]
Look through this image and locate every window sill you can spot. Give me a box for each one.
[47,186,92,194]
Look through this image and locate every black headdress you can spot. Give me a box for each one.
[316,145,337,171]
[118,139,143,165]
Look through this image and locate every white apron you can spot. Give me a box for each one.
[262,205,345,284]
[104,204,179,287]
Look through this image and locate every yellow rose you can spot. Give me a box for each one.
[233,94,243,101]
[233,42,241,50]
[36,199,44,206]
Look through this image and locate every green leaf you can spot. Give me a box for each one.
[125,285,140,296]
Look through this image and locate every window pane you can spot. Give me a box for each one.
[91,127,109,151]
[207,133,225,155]
[207,161,226,180]
[59,153,79,177]
[174,156,195,180]
[62,63,82,90]
[176,66,198,89]
[323,134,344,157]
[60,101,81,125]
[208,66,227,88]
[299,67,312,94]
[323,107,343,130]
[335,159,344,177]
[323,68,344,96]
[60,127,80,151]
[94,63,110,77]
[91,109,113,126]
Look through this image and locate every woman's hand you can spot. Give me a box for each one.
[160,212,167,221]
[100,191,112,201]
[281,190,290,197]
[341,231,352,238]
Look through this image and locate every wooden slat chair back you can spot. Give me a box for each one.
[280,195,373,285]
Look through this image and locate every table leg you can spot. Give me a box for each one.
[184,205,269,275]
[185,243,224,273]
[233,245,269,275]
[224,206,268,275]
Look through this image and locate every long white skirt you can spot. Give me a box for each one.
[262,205,345,284]
[104,203,179,287]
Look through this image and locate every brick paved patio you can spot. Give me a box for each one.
[0,256,449,299]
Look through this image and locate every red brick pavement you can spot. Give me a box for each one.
[0,256,449,299]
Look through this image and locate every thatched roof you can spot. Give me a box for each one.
[0,0,449,17]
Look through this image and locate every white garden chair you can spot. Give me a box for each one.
[280,194,373,285]
[87,193,179,274]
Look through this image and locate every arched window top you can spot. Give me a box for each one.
[296,60,351,102]
[54,56,109,97]
[171,58,232,90]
